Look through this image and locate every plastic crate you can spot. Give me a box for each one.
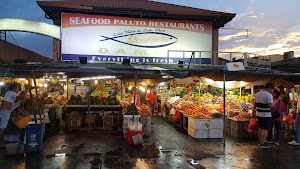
[188,117,210,129]
[209,118,224,129]
[188,126,209,138]
[231,128,248,138]
[123,115,140,123]
[209,128,224,138]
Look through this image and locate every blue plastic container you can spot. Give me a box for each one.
[25,124,43,153]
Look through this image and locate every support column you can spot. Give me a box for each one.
[212,28,219,65]
[53,17,61,62]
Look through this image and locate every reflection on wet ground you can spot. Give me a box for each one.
[1,116,300,169]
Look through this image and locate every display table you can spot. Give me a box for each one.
[64,105,122,131]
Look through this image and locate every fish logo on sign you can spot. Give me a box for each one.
[30,134,36,140]
[99,32,178,48]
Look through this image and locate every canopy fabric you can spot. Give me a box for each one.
[120,78,172,86]
[248,78,296,87]
[173,76,202,85]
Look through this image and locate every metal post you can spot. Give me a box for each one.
[88,76,92,134]
[121,81,123,100]
[66,75,69,100]
[133,72,138,121]
[32,71,43,124]
[223,71,226,147]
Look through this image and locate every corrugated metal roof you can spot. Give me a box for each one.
[38,0,234,16]
[37,0,236,27]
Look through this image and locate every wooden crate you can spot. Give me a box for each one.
[231,128,248,139]
[67,113,83,129]
[226,126,231,135]
[231,119,249,130]
[103,115,114,130]
[225,118,231,128]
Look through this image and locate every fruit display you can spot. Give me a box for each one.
[232,114,251,120]
[67,95,86,105]
[121,99,130,109]
[179,104,212,119]
[91,86,110,97]
[137,104,151,115]
[124,104,139,115]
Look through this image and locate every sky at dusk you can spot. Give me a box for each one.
[1,0,300,59]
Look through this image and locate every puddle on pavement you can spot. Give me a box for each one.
[90,154,102,169]
[61,145,66,149]
[71,144,84,153]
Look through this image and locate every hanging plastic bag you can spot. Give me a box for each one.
[248,117,257,130]
[12,116,31,129]
[288,118,295,126]
[283,114,289,122]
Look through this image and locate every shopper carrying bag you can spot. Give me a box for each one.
[267,90,286,145]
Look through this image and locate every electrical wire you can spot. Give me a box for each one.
[8,31,20,46]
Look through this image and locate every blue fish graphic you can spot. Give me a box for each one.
[98,32,178,48]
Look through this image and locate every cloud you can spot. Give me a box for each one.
[219,32,249,41]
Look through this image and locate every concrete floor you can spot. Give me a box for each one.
[1,116,300,169]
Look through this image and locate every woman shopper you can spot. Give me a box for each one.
[267,90,286,145]
[0,83,31,147]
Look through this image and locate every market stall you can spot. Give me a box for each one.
[163,66,299,140]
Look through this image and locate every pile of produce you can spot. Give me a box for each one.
[137,104,151,115]
[67,95,86,105]
[91,86,110,97]
[124,104,139,115]
[232,114,251,120]
[121,99,130,109]
[180,104,212,119]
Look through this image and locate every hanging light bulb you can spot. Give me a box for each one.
[95,80,98,85]
[64,85,67,90]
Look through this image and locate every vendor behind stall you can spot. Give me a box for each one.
[128,87,141,106]
[0,83,31,147]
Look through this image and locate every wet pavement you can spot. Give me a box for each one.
[1,116,300,169]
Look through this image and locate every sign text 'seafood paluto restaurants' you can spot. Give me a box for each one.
[61,13,213,64]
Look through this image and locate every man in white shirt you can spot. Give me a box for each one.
[253,83,275,149]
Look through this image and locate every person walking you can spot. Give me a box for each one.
[0,83,31,147]
[146,88,157,124]
[267,90,286,145]
[252,83,275,149]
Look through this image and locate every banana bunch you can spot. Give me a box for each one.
[237,95,253,103]
[200,92,214,100]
